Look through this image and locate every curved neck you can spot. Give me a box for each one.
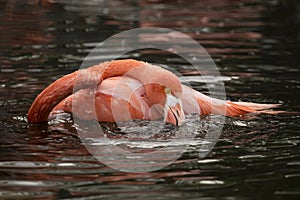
[27,59,180,123]
[27,59,145,123]
[102,60,182,104]
[27,72,78,123]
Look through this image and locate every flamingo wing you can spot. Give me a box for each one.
[52,76,151,122]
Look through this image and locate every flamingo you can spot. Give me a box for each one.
[27,59,279,125]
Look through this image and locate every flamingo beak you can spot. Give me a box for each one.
[164,93,185,126]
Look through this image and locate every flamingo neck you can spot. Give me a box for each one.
[27,59,182,123]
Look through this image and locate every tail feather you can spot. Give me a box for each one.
[231,102,281,110]
[182,85,282,117]
[225,101,281,116]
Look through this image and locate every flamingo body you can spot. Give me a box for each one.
[52,76,150,122]
[28,59,279,125]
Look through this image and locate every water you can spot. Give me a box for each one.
[0,0,299,199]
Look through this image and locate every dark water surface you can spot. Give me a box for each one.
[0,0,299,199]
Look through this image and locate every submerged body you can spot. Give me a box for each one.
[28,59,279,125]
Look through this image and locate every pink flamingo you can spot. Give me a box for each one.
[27,59,279,125]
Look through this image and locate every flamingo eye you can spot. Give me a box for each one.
[164,87,171,94]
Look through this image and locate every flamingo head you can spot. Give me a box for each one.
[163,87,185,126]
[146,83,185,126]
[140,64,185,126]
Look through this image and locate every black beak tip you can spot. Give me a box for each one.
[169,106,179,126]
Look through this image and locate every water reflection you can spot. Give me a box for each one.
[55,0,267,61]
[0,0,299,199]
